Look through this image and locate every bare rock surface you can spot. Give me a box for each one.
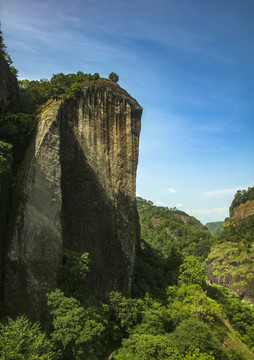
[4,80,142,318]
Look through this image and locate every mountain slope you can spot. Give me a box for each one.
[137,197,214,261]
[206,187,254,305]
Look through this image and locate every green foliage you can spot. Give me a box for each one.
[178,256,206,288]
[168,284,222,325]
[109,292,143,336]
[218,215,254,248]
[0,141,13,178]
[47,289,107,360]
[59,249,90,299]
[0,22,6,53]
[208,285,254,350]
[133,293,171,335]
[67,82,82,98]
[132,241,183,298]
[0,315,58,359]
[229,187,254,216]
[184,347,215,359]
[137,197,214,261]
[109,72,119,82]
[0,23,18,78]
[171,317,225,359]
[0,113,36,167]
[18,72,100,113]
[206,221,224,237]
[113,333,180,360]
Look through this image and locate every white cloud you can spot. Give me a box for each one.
[185,206,228,217]
[156,200,166,206]
[204,183,254,198]
[203,188,239,197]
[176,203,183,208]
[169,188,176,193]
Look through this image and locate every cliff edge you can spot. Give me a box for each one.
[4,79,142,318]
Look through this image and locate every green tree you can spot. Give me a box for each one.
[109,72,119,83]
[47,289,107,360]
[0,141,13,178]
[0,316,58,359]
[113,333,180,360]
[178,256,206,288]
[171,317,224,359]
[0,22,6,54]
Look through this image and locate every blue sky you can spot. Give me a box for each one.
[1,0,254,223]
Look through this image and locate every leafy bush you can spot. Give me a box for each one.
[168,284,222,325]
[109,72,119,83]
[113,333,180,360]
[178,256,206,288]
[229,187,254,216]
[170,317,225,359]
[0,316,58,359]
[59,249,89,298]
[0,141,13,178]
[18,72,101,113]
[109,292,143,336]
[47,289,107,360]
[0,113,36,167]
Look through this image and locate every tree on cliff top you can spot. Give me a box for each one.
[109,72,119,83]
[0,24,6,54]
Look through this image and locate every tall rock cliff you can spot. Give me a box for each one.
[4,79,142,318]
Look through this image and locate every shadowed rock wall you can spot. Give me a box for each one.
[4,80,142,318]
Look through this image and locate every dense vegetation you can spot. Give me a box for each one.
[1,248,254,359]
[137,197,214,261]
[205,221,224,237]
[229,187,254,216]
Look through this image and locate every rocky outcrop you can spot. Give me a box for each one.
[231,200,254,225]
[173,213,204,230]
[206,246,254,305]
[4,79,142,318]
[206,200,254,305]
[0,54,18,116]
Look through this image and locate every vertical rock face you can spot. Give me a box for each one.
[230,200,254,224]
[4,80,142,318]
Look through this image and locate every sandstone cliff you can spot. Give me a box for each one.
[4,79,142,318]
[230,200,254,225]
[206,243,254,305]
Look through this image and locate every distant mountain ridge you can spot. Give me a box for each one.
[205,221,224,236]
[137,197,214,261]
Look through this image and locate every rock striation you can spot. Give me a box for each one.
[230,200,254,225]
[4,79,142,318]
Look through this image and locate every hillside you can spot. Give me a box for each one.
[206,221,224,236]
[137,197,214,261]
[206,187,254,305]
